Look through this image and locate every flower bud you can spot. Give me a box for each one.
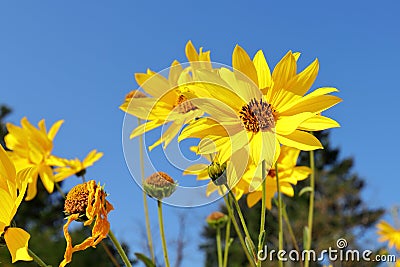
[207,162,227,186]
[143,172,177,200]
[206,211,228,229]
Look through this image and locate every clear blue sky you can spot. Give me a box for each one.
[0,1,399,266]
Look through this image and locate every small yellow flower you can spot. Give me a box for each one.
[60,180,114,267]
[377,220,400,250]
[0,145,33,263]
[5,117,66,200]
[120,41,208,151]
[53,150,103,182]
[246,146,311,209]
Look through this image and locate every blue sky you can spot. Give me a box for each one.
[1,0,399,266]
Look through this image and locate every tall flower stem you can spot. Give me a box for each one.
[138,118,155,263]
[257,160,267,267]
[275,162,283,267]
[222,194,256,267]
[304,149,315,267]
[223,214,231,267]
[157,199,170,267]
[216,227,223,267]
[225,185,252,244]
[55,182,66,198]
[28,248,50,267]
[108,229,133,267]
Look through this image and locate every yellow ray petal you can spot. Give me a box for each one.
[298,116,340,131]
[285,59,319,96]
[135,71,171,98]
[279,95,342,116]
[275,112,314,135]
[277,130,323,151]
[5,228,32,263]
[272,51,297,91]
[48,120,64,141]
[232,45,258,86]
[130,120,161,139]
[253,50,272,89]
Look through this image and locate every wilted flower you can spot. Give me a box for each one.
[0,145,33,263]
[60,180,113,267]
[143,172,177,200]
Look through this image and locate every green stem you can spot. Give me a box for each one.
[138,118,155,264]
[157,200,170,267]
[28,248,49,267]
[225,185,252,244]
[223,194,256,267]
[216,227,223,267]
[223,214,231,267]
[55,182,66,198]
[81,174,86,183]
[275,162,283,267]
[304,149,315,267]
[281,201,303,267]
[108,229,133,267]
[257,160,267,267]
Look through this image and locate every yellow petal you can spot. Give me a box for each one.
[280,95,342,116]
[149,120,183,151]
[185,40,199,62]
[5,228,32,263]
[298,116,340,131]
[285,59,319,96]
[272,51,297,91]
[232,45,258,86]
[277,130,323,151]
[38,165,54,194]
[275,112,314,135]
[48,120,64,141]
[253,50,272,89]
[135,71,171,98]
[0,188,14,224]
[82,150,103,167]
[130,120,161,139]
[247,191,261,207]
[0,145,16,187]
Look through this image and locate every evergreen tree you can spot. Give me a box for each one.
[201,131,384,267]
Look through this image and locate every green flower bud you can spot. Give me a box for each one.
[143,172,177,200]
[206,211,228,229]
[207,162,227,186]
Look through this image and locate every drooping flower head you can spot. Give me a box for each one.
[60,180,113,267]
[0,145,33,263]
[120,41,210,151]
[5,117,66,200]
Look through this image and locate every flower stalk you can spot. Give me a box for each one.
[275,162,283,267]
[157,200,171,267]
[138,118,155,263]
[304,148,315,267]
[28,249,50,267]
[216,226,223,267]
[257,160,267,267]
[108,229,133,267]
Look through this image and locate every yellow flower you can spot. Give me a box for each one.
[377,220,400,250]
[179,45,341,169]
[60,180,113,267]
[0,145,33,263]
[120,41,208,151]
[53,150,103,182]
[5,117,65,200]
[246,146,311,209]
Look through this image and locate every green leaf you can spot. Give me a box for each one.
[299,186,313,196]
[135,253,155,267]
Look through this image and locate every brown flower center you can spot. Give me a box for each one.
[174,94,197,113]
[239,98,275,133]
[125,90,147,100]
[64,183,91,215]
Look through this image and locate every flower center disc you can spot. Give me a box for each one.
[175,94,197,113]
[64,183,90,215]
[239,98,275,133]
